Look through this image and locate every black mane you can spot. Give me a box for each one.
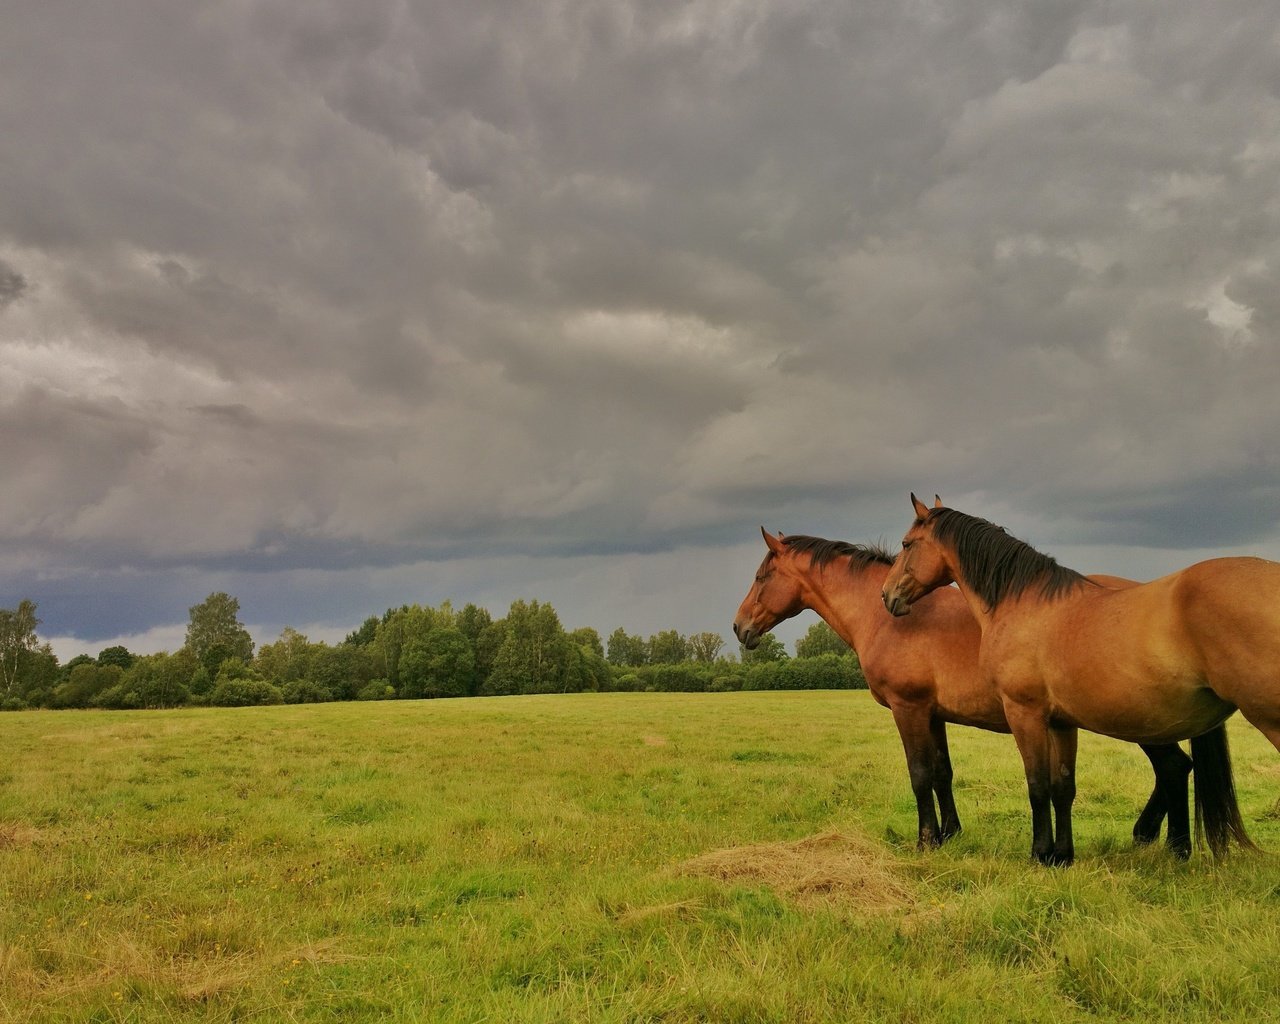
[781,535,894,573]
[924,508,1089,610]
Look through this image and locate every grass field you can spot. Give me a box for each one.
[3,691,1280,1023]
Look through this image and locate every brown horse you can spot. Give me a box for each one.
[882,494,1262,864]
[733,527,1202,855]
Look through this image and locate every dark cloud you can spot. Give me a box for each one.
[0,260,25,308]
[3,0,1280,650]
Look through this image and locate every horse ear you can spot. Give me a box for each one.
[933,494,943,508]
[910,493,931,519]
[761,527,785,554]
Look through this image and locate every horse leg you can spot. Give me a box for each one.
[1003,701,1057,865]
[1132,745,1173,846]
[1137,742,1192,858]
[890,704,942,848]
[930,718,962,840]
[1048,725,1077,866]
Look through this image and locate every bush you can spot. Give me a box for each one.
[208,678,283,707]
[742,654,865,691]
[357,679,395,701]
[1,697,28,712]
[607,672,642,692]
[709,674,744,693]
[90,685,141,710]
[282,679,336,705]
[647,663,710,693]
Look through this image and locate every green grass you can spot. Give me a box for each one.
[2,691,1279,1022]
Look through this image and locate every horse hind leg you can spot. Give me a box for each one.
[1136,742,1192,859]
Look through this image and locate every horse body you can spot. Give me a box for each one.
[734,528,1194,853]
[993,579,1234,744]
[882,495,1261,863]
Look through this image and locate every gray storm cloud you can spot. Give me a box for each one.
[3,0,1280,646]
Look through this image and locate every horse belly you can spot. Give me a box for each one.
[1047,664,1234,744]
[933,674,1008,731]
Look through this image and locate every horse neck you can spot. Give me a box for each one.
[792,556,889,652]
[937,545,997,633]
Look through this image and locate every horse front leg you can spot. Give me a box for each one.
[930,718,962,840]
[1048,725,1077,866]
[1136,742,1192,859]
[890,704,942,849]
[1003,700,1057,865]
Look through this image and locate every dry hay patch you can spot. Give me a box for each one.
[681,830,913,911]
[0,821,44,848]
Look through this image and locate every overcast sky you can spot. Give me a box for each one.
[4,0,1280,660]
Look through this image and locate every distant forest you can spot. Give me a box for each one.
[0,594,865,711]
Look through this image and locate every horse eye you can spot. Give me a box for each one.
[902,540,912,550]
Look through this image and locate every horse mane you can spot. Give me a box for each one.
[780,535,894,572]
[924,508,1090,609]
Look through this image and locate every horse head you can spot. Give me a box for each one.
[882,493,951,617]
[732,527,807,649]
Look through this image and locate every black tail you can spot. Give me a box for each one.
[1191,726,1257,857]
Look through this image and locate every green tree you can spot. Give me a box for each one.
[647,630,689,664]
[400,626,476,699]
[740,634,789,664]
[573,644,612,692]
[343,616,379,647]
[374,603,453,687]
[51,663,123,709]
[132,650,196,708]
[570,627,604,659]
[606,628,648,667]
[97,645,135,671]
[310,643,378,701]
[0,599,40,699]
[457,603,493,645]
[687,632,725,663]
[60,654,95,678]
[254,627,314,686]
[473,617,507,691]
[795,621,851,658]
[185,593,254,677]
[483,600,577,696]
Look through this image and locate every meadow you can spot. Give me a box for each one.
[2,691,1280,1023]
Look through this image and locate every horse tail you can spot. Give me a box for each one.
[1191,725,1257,856]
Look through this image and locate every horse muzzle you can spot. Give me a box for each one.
[733,620,760,649]
[882,587,913,618]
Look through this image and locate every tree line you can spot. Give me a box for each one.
[0,594,865,712]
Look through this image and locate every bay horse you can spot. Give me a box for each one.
[882,494,1261,864]
[733,528,1203,855]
